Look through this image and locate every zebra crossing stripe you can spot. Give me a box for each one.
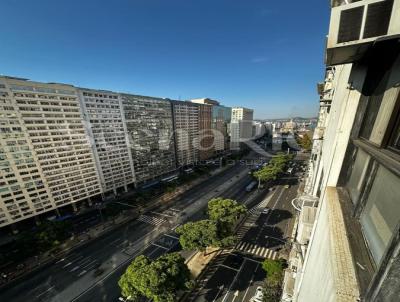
[263,249,269,258]
[255,247,261,255]
[272,251,278,260]
[138,215,166,226]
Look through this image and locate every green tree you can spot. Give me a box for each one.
[298,132,312,151]
[118,253,192,302]
[176,220,218,253]
[208,198,247,236]
[263,283,283,302]
[262,258,287,285]
[253,165,279,188]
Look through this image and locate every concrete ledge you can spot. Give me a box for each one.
[326,187,360,301]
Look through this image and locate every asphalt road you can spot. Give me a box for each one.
[191,175,301,302]
[0,156,263,302]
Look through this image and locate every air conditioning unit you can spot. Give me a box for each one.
[326,0,400,65]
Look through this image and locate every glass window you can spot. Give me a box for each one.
[388,109,400,153]
[360,165,400,264]
[347,148,371,204]
[359,94,384,140]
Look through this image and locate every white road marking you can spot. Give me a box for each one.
[36,286,54,298]
[77,270,87,277]
[150,211,174,218]
[70,266,80,272]
[63,262,72,268]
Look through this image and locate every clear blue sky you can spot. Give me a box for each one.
[1,0,329,119]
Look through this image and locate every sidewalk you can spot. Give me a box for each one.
[0,164,233,289]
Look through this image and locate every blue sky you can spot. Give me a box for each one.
[1,0,329,119]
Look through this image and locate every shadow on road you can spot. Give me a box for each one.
[267,209,292,225]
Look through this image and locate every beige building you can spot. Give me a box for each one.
[0,77,101,227]
[121,94,177,185]
[284,1,400,301]
[230,107,254,150]
[78,89,135,195]
[172,101,200,166]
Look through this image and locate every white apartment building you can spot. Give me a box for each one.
[78,89,135,195]
[230,107,254,150]
[121,94,177,185]
[0,77,101,227]
[284,1,400,301]
[172,101,200,167]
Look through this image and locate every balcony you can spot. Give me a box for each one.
[326,0,399,65]
[313,127,325,140]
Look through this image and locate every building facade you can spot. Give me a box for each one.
[78,89,135,195]
[0,77,101,228]
[230,107,254,150]
[171,100,200,167]
[212,105,231,154]
[197,103,214,160]
[121,94,177,185]
[285,1,400,301]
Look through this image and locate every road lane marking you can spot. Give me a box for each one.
[77,270,87,277]
[219,264,240,272]
[63,262,72,268]
[151,243,169,250]
[36,286,55,298]
[164,233,179,240]
[221,259,247,302]
[150,211,174,218]
[70,266,80,272]
[240,263,259,302]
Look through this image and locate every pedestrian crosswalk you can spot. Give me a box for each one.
[248,195,272,216]
[138,214,168,226]
[234,241,278,259]
[248,207,261,215]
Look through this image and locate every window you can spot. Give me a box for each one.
[387,108,400,153]
[360,165,400,265]
[347,149,370,205]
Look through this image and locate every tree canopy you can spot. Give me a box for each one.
[176,220,218,252]
[253,153,293,186]
[207,198,247,225]
[208,198,247,237]
[262,258,287,285]
[118,252,192,302]
[298,132,312,151]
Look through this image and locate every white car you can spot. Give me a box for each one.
[262,208,270,214]
[250,286,264,302]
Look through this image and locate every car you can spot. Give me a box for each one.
[284,185,290,189]
[250,286,264,302]
[262,208,270,214]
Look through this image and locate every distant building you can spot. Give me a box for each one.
[78,88,135,195]
[121,94,177,185]
[171,101,199,167]
[230,107,254,150]
[212,104,231,154]
[197,103,214,160]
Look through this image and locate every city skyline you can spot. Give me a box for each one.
[0,0,329,119]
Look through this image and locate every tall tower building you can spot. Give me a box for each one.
[230,107,254,151]
[0,77,101,227]
[78,89,135,195]
[121,94,177,185]
[171,101,200,167]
